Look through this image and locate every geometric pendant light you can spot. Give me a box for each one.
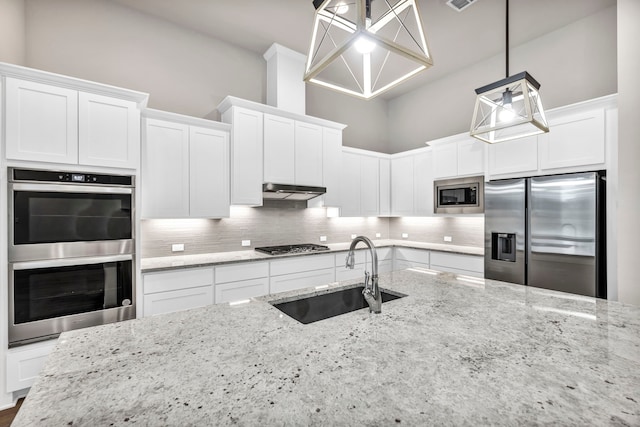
[470,0,549,143]
[304,0,433,100]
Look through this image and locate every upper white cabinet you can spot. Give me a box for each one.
[379,158,391,216]
[431,134,485,179]
[295,121,323,186]
[322,127,343,207]
[340,149,381,217]
[538,108,605,171]
[2,69,147,168]
[390,149,433,216]
[488,135,539,177]
[142,110,230,219]
[218,96,345,206]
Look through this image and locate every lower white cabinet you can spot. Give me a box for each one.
[335,247,393,281]
[429,252,484,277]
[270,254,335,293]
[214,262,269,304]
[6,340,57,392]
[142,267,214,316]
[394,247,430,271]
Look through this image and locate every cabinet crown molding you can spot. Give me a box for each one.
[143,108,231,132]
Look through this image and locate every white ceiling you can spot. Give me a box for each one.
[108,0,615,99]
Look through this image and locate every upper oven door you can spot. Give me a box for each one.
[434,176,485,214]
[9,182,134,262]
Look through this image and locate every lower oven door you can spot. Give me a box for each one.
[9,254,135,347]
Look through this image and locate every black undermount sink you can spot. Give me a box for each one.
[271,285,406,324]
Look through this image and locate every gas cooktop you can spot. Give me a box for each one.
[254,244,330,256]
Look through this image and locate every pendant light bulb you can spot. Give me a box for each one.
[355,35,376,54]
[498,89,515,122]
[335,3,349,14]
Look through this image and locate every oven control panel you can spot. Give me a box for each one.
[11,168,133,186]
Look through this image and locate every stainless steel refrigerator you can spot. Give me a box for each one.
[484,171,607,298]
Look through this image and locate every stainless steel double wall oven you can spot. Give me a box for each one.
[8,168,136,347]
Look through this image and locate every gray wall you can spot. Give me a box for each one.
[0,0,25,65]
[387,6,617,153]
[617,0,640,306]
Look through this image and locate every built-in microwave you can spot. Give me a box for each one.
[434,176,484,214]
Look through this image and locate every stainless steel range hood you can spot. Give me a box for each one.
[262,183,326,201]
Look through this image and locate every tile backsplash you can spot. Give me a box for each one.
[141,205,485,258]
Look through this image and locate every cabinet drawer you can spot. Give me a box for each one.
[215,262,268,284]
[334,249,366,266]
[394,259,430,271]
[143,267,214,294]
[143,285,213,317]
[395,247,430,264]
[430,252,484,274]
[270,254,334,276]
[336,265,366,282]
[270,268,335,294]
[215,278,269,304]
[6,340,57,392]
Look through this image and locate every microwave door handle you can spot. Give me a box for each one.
[11,254,133,270]
[11,183,133,194]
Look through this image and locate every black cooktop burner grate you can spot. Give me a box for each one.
[254,243,330,256]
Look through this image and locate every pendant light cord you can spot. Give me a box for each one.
[505,0,509,78]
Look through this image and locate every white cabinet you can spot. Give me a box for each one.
[5,78,78,164]
[379,158,391,216]
[414,151,433,216]
[431,135,485,179]
[142,267,214,317]
[430,252,484,277]
[270,254,335,294]
[5,76,143,168]
[263,113,295,184]
[488,135,539,177]
[295,121,323,186]
[538,109,605,171]
[394,247,430,271]
[6,340,57,392]
[78,92,139,168]
[142,112,230,219]
[336,247,392,281]
[391,155,414,216]
[222,106,264,206]
[340,150,380,217]
[322,127,343,207]
[214,262,269,304]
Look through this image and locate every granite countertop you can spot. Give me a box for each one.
[140,239,485,272]
[13,270,640,426]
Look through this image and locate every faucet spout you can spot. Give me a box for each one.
[345,236,381,313]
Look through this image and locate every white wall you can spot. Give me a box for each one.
[0,0,25,65]
[617,0,640,306]
[387,6,617,153]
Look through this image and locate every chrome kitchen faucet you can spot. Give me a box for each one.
[345,236,381,313]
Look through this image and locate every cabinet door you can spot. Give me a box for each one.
[78,92,140,169]
[432,143,457,179]
[488,135,538,177]
[294,121,323,186]
[142,119,189,218]
[391,156,414,216]
[430,252,484,277]
[340,151,361,216]
[457,138,485,177]
[263,114,295,184]
[270,268,335,294]
[360,155,379,217]
[322,127,343,207]
[189,126,230,218]
[6,340,57,392]
[379,158,391,216]
[414,151,433,216]
[215,278,269,304]
[538,109,605,171]
[5,78,78,164]
[228,107,263,205]
[143,285,213,317]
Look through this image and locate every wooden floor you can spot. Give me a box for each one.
[0,398,23,427]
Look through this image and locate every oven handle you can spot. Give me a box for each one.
[11,254,133,270]
[10,183,133,194]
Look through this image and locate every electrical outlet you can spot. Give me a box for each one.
[171,243,185,252]
[241,240,251,247]
[375,233,381,238]
[402,233,409,239]
[320,236,327,242]
[444,236,453,242]
[351,234,357,239]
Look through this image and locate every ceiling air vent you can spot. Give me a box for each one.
[446,0,477,12]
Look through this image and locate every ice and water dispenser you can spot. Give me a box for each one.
[491,233,516,262]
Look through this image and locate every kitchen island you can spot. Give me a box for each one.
[12,269,640,426]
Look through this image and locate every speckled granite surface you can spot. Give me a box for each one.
[140,239,484,272]
[13,270,640,426]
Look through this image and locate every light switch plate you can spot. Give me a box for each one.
[402,233,409,239]
[444,236,453,242]
[171,243,185,252]
[351,234,357,239]
[320,236,327,242]
[241,240,251,247]
[375,233,381,238]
